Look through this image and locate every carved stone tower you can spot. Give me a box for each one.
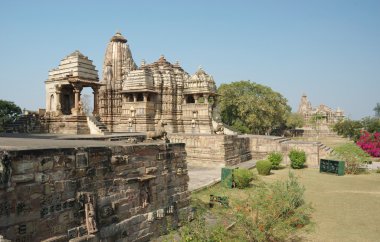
[99,32,137,132]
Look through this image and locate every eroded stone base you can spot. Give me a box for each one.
[41,115,90,134]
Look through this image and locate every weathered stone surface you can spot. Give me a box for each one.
[0,143,190,241]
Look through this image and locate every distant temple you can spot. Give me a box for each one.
[297,94,344,127]
[43,32,217,134]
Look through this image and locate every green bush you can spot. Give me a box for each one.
[256,160,272,175]
[268,151,283,169]
[235,172,313,241]
[331,143,371,174]
[289,149,306,169]
[233,168,254,188]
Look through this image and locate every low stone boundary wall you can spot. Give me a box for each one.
[0,143,190,241]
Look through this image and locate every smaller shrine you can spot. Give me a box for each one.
[42,51,103,134]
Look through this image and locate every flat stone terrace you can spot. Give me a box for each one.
[0,133,146,150]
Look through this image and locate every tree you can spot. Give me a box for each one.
[0,99,22,132]
[374,103,380,118]
[217,80,291,134]
[361,116,380,133]
[333,119,362,141]
[308,113,324,139]
[286,112,305,129]
[80,94,92,115]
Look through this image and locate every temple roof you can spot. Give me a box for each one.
[47,50,99,82]
[110,32,127,43]
[184,67,217,95]
[102,32,137,84]
[144,55,187,75]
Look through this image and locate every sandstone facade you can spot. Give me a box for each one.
[42,32,218,135]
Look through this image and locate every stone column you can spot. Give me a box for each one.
[92,86,99,116]
[143,93,148,102]
[204,94,209,104]
[194,94,199,104]
[55,85,63,115]
[73,84,82,115]
[133,94,137,102]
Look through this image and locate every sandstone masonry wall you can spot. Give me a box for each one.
[169,134,251,166]
[0,143,190,242]
[242,135,321,168]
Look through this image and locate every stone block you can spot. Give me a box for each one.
[13,161,34,174]
[12,174,34,183]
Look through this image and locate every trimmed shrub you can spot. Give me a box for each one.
[256,160,272,175]
[289,149,306,169]
[234,168,254,188]
[268,151,283,169]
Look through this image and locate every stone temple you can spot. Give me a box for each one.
[297,94,345,126]
[0,32,333,242]
[297,94,345,136]
[43,32,217,135]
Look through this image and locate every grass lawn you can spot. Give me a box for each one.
[189,168,380,242]
[262,168,380,242]
[292,135,351,149]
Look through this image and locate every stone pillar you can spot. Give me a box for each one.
[72,84,82,115]
[194,94,199,104]
[204,94,209,104]
[92,86,99,116]
[143,93,148,102]
[133,94,137,102]
[55,85,63,115]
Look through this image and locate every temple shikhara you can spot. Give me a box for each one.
[43,32,217,135]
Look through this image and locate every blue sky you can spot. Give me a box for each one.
[0,0,379,119]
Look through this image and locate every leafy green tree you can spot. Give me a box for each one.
[374,103,380,118]
[217,81,291,134]
[286,112,305,129]
[0,99,22,132]
[361,116,380,133]
[308,113,324,139]
[333,117,380,141]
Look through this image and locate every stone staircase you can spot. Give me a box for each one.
[87,116,110,135]
[4,113,41,133]
[318,143,334,159]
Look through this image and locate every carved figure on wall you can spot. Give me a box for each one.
[84,193,98,234]
[0,152,12,188]
[140,184,150,208]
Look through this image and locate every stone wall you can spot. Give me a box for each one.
[0,143,190,241]
[169,134,251,166]
[169,134,321,168]
[242,135,321,168]
[281,141,320,168]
